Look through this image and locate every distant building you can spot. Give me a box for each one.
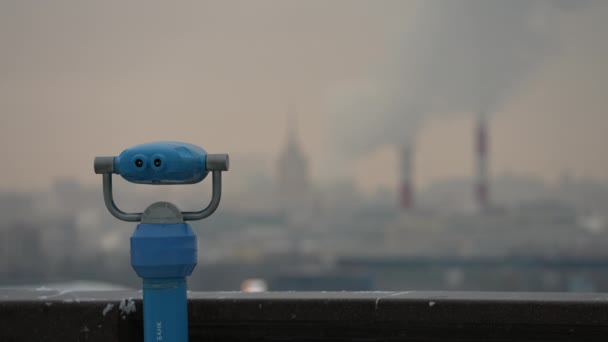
[276,115,314,225]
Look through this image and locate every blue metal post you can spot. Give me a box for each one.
[143,278,188,342]
[131,223,197,342]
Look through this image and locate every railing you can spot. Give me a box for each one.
[1,290,607,341]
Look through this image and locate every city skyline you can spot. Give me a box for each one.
[1,1,607,193]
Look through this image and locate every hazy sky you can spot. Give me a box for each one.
[1,0,607,193]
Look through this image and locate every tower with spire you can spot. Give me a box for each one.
[276,113,312,221]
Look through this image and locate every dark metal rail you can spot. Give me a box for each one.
[1,290,607,341]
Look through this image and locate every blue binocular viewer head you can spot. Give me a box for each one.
[116,142,208,184]
[97,141,228,185]
[94,141,229,222]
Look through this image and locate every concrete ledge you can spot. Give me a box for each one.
[1,290,608,341]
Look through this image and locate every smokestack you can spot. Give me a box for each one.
[400,143,414,211]
[475,113,489,210]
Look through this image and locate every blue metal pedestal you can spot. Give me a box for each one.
[131,223,197,342]
[143,278,188,342]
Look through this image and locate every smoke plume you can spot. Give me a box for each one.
[327,0,590,158]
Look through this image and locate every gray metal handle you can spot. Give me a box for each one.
[94,156,115,174]
[182,171,222,221]
[96,154,228,222]
[206,154,229,171]
[102,173,143,222]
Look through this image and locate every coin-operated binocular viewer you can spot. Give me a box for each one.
[94,142,229,342]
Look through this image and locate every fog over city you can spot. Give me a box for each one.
[1,0,608,292]
[1,0,608,191]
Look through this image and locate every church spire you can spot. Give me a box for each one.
[277,103,311,221]
[286,105,299,145]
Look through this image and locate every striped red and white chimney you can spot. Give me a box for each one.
[475,114,489,210]
[400,143,414,211]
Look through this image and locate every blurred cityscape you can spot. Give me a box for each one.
[2,115,608,292]
[1,1,608,293]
